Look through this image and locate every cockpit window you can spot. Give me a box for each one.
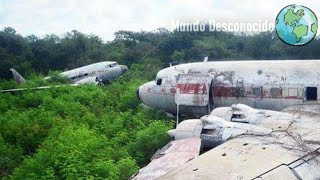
[107,63,118,68]
[156,78,162,86]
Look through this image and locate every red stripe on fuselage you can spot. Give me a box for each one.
[177,84,207,94]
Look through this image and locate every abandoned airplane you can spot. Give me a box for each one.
[133,58,320,179]
[137,59,320,117]
[1,61,128,92]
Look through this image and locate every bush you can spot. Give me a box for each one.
[0,136,23,177]
[0,74,173,179]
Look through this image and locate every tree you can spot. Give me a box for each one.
[171,50,185,63]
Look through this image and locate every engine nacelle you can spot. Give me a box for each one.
[167,120,203,140]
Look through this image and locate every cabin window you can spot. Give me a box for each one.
[110,63,117,67]
[270,88,280,98]
[252,87,261,97]
[156,78,162,86]
[305,87,317,101]
[84,73,88,76]
[231,87,246,97]
[71,77,76,80]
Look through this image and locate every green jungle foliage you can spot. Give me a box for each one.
[1,27,320,80]
[0,26,319,179]
[0,76,172,179]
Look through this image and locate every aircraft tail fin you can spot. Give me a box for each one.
[203,56,208,62]
[10,68,26,85]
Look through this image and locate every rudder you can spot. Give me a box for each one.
[10,68,26,84]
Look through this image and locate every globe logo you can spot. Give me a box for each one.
[276,4,318,46]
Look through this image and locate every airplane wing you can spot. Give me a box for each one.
[0,77,101,93]
[131,138,201,180]
[133,104,320,180]
[162,134,320,179]
[0,84,80,93]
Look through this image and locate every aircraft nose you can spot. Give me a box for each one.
[120,65,128,74]
[136,81,156,107]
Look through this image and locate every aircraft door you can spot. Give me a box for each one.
[175,74,213,114]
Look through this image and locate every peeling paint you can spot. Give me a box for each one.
[138,60,320,117]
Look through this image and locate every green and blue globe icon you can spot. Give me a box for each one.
[276,4,318,46]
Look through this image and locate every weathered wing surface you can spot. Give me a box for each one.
[0,84,80,93]
[131,137,201,180]
[161,109,320,180]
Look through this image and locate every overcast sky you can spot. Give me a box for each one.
[0,0,318,41]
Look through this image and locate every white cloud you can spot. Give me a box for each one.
[0,0,319,41]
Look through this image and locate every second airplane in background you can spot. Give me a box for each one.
[2,61,128,92]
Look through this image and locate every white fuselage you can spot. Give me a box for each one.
[138,60,320,117]
[46,61,128,84]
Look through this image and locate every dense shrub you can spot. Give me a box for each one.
[0,76,172,179]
